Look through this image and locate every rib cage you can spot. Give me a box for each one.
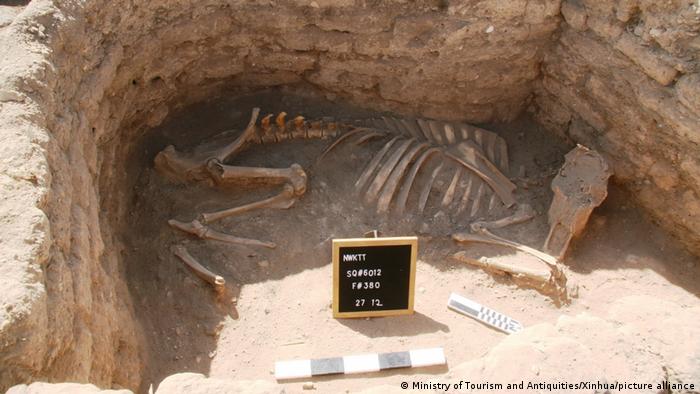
[322,115,516,217]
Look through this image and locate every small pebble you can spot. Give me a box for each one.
[303,381,315,390]
[258,260,269,268]
[485,25,494,33]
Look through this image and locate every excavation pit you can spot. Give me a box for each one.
[124,90,699,392]
[1,1,699,393]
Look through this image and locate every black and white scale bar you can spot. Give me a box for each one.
[447,293,523,334]
[274,348,445,380]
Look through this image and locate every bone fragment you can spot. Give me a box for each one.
[544,145,611,260]
[168,219,276,248]
[173,245,225,291]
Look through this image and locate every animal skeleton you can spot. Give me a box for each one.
[154,107,541,293]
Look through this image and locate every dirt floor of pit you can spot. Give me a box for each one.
[122,87,700,393]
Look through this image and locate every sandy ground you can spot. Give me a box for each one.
[123,87,700,393]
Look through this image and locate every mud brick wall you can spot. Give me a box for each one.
[533,0,700,252]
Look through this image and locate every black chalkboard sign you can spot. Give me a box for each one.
[332,237,417,318]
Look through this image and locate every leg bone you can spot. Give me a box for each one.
[206,160,307,195]
[169,219,276,248]
[201,183,299,224]
[173,245,225,291]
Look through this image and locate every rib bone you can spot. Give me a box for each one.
[446,141,516,207]
[441,167,462,207]
[365,138,414,203]
[173,245,225,291]
[394,148,441,215]
[318,127,372,161]
[376,142,429,213]
[472,203,536,231]
[355,136,401,189]
[417,160,444,213]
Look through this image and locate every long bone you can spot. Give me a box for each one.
[452,226,568,301]
[201,183,299,224]
[453,227,559,269]
[168,219,276,248]
[452,252,553,285]
[173,245,225,291]
[205,160,307,193]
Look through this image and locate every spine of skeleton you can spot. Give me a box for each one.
[251,112,349,144]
